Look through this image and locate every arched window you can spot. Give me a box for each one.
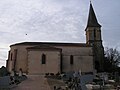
[70,55,74,65]
[41,54,46,64]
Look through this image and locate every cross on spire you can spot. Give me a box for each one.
[90,0,92,3]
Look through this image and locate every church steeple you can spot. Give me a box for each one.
[86,2,101,28]
[85,2,102,44]
[85,2,104,72]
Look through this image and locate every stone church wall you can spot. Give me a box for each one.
[7,44,94,74]
[27,50,61,75]
[56,46,93,73]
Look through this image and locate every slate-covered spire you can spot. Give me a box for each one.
[87,2,101,27]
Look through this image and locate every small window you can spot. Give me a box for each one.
[93,29,96,38]
[70,55,74,65]
[41,54,46,64]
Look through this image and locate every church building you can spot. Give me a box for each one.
[6,3,104,75]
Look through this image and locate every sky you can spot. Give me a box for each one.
[0,0,120,67]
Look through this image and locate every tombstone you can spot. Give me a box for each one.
[18,68,23,76]
[103,73,108,82]
[80,74,94,90]
[73,71,80,78]
[10,69,15,77]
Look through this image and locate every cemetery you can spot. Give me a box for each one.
[45,71,120,90]
[0,66,120,90]
[0,67,27,90]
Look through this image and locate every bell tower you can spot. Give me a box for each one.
[85,2,104,72]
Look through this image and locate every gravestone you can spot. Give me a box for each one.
[80,74,94,90]
[18,68,23,76]
[10,69,15,77]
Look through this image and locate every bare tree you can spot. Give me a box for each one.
[104,47,120,72]
[105,48,120,66]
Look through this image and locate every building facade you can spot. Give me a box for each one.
[6,3,104,75]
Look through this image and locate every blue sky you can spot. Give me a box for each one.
[0,0,120,67]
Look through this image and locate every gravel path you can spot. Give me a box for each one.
[12,75,51,90]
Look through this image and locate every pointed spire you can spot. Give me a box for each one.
[86,2,101,28]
